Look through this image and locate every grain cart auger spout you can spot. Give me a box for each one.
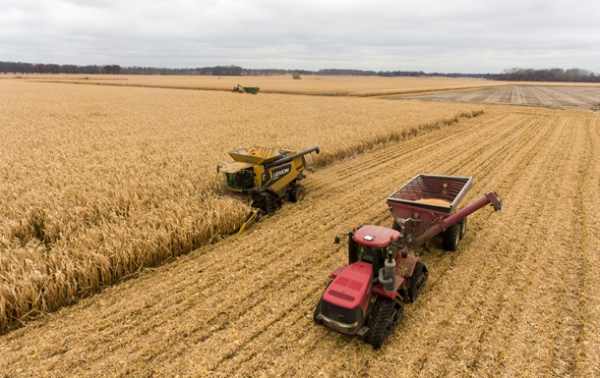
[217,146,320,235]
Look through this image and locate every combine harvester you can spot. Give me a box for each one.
[217,146,320,234]
[314,174,502,348]
[232,84,260,94]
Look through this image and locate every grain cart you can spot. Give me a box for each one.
[314,174,502,348]
[217,146,320,233]
[387,174,502,251]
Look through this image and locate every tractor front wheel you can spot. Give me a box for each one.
[442,223,461,251]
[366,297,402,349]
[313,282,330,325]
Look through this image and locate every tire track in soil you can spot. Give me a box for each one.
[395,112,566,377]
[230,109,552,378]
[452,114,582,377]
[576,115,600,377]
[549,114,599,377]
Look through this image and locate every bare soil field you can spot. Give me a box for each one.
[1,103,599,377]
[6,74,508,96]
[398,85,600,110]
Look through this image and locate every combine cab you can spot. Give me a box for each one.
[218,146,320,233]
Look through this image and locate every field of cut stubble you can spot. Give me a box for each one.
[401,85,600,110]
[1,77,599,377]
[21,73,508,96]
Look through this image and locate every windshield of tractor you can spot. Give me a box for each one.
[224,169,254,190]
[357,245,385,272]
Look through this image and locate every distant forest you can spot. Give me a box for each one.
[1,61,598,82]
[0,61,489,78]
[495,68,600,82]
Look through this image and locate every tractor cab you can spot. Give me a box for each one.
[349,225,401,270]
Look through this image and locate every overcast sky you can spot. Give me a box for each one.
[1,0,599,73]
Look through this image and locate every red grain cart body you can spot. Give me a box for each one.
[387,174,502,250]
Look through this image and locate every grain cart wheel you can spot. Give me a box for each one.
[366,297,402,349]
[459,217,467,239]
[442,223,461,251]
[289,184,306,203]
[407,262,428,303]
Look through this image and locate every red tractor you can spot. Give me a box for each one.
[313,175,503,348]
[313,224,428,349]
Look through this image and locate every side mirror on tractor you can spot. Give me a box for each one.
[334,236,340,244]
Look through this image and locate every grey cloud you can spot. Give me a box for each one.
[0,0,598,72]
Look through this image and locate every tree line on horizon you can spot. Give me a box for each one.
[1,61,598,82]
[0,61,492,78]
[495,67,600,82]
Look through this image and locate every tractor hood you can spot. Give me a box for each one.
[317,261,373,335]
[323,261,373,311]
[219,161,254,174]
